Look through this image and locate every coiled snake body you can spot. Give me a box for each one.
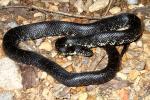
[2,13,142,86]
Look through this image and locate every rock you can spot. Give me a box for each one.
[67,56,72,60]
[89,0,109,12]
[65,65,73,73]
[136,40,143,47]
[42,88,49,98]
[145,95,150,100]
[135,61,145,71]
[34,12,45,18]
[0,0,11,6]
[127,0,138,5]
[133,76,141,91]
[111,80,130,89]
[0,92,14,100]
[130,42,137,49]
[17,16,28,24]
[84,0,93,11]
[42,88,55,99]
[40,72,47,79]
[88,95,96,100]
[7,22,18,28]
[118,89,129,100]
[128,4,139,9]
[46,75,55,84]
[35,38,43,46]
[79,92,88,100]
[143,19,150,32]
[121,66,132,74]
[21,65,38,89]
[128,70,140,81]
[39,41,52,51]
[0,57,22,90]
[62,61,72,68]
[52,84,69,98]
[109,7,121,14]
[116,72,127,80]
[48,4,59,12]
[51,50,57,58]
[74,0,84,13]
[96,95,104,100]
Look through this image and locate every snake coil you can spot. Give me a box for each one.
[3,13,142,86]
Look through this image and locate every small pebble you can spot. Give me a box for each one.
[143,19,150,32]
[136,40,143,47]
[117,72,128,80]
[121,66,132,74]
[0,0,11,6]
[39,41,52,51]
[48,4,59,12]
[133,76,141,91]
[46,75,55,84]
[62,61,72,68]
[79,92,88,100]
[89,0,109,12]
[87,95,96,100]
[84,0,93,11]
[129,42,137,49]
[128,4,139,9]
[40,72,47,79]
[128,70,140,81]
[74,0,84,13]
[17,16,28,24]
[7,22,18,28]
[42,88,49,98]
[0,92,14,100]
[34,12,45,18]
[96,95,104,100]
[145,95,150,100]
[35,38,43,46]
[127,0,139,5]
[136,61,145,71]
[109,7,121,14]
[51,50,57,58]
[67,56,72,60]
[65,65,73,72]
[118,89,129,100]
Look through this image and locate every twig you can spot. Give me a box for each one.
[104,0,113,16]
[1,5,102,20]
[1,5,150,20]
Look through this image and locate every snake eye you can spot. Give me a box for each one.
[55,37,67,50]
[55,37,75,55]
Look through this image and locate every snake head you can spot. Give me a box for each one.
[55,37,93,57]
[55,37,76,56]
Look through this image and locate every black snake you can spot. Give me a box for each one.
[2,13,142,86]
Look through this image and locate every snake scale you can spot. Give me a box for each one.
[2,13,142,86]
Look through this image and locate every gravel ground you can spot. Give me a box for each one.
[0,0,150,100]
